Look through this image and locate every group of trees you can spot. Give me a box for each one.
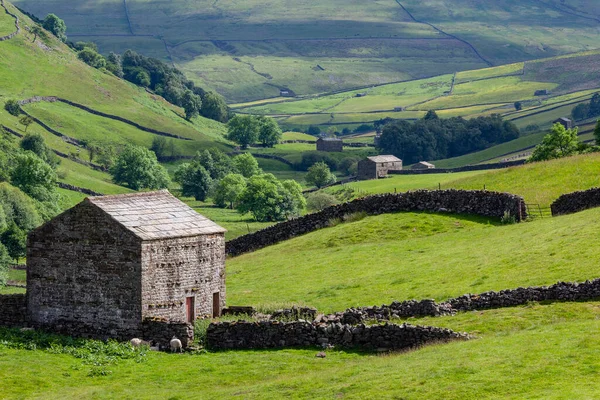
[377,111,520,164]
[73,46,229,123]
[227,115,282,148]
[571,93,600,121]
[174,150,305,221]
[528,122,600,162]
[0,127,63,283]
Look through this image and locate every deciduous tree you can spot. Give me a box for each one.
[305,161,336,188]
[233,152,260,178]
[213,173,246,208]
[257,117,282,147]
[110,145,170,190]
[227,115,260,149]
[42,14,67,42]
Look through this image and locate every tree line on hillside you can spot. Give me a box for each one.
[571,93,600,121]
[22,11,229,124]
[377,111,520,164]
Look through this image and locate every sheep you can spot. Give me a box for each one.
[130,338,142,347]
[170,337,183,353]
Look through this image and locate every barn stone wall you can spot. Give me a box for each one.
[141,234,226,322]
[226,190,527,256]
[0,294,27,327]
[206,321,468,351]
[317,139,343,152]
[550,187,600,216]
[26,202,144,339]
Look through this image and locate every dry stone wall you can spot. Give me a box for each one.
[0,294,27,327]
[0,0,20,42]
[226,190,527,256]
[550,187,600,216]
[206,320,468,351]
[322,278,600,324]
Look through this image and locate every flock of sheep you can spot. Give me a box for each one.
[130,336,183,352]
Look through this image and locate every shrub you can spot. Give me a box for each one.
[4,100,21,116]
[306,192,338,212]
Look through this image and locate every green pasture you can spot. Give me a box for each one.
[57,158,133,196]
[0,3,16,36]
[281,131,316,141]
[327,171,486,197]
[345,153,600,208]
[227,206,600,311]
[0,13,226,143]
[2,301,600,398]
[23,101,222,156]
[455,62,524,84]
[446,153,600,207]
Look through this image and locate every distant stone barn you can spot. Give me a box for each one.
[26,190,226,339]
[316,137,343,152]
[411,161,436,170]
[554,117,573,130]
[357,155,403,180]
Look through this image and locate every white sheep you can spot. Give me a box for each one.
[130,338,142,348]
[170,337,183,353]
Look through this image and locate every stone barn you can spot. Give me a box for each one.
[317,137,343,152]
[411,161,436,170]
[554,117,573,130]
[26,190,226,341]
[357,155,403,180]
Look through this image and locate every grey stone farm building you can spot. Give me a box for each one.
[316,137,343,152]
[554,117,573,130]
[358,155,403,180]
[26,190,226,341]
[412,161,436,170]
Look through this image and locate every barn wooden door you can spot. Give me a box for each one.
[186,296,195,323]
[213,292,221,318]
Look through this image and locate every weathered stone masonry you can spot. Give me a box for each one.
[551,187,600,216]
[226,190,527,257]
[206,320,469,351]
[24,190,226,346]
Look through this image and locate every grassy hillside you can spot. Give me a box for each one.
[343,153,600,207]
[6,205,600,397]
[12,0,600,103]
[226,207,600,311]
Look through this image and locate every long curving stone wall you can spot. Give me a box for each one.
[226,190,527,256]
[550,187,600,216]
[206,320,468,351]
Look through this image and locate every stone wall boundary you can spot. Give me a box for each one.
[16,96,192,141]
[226,190,527,257]
[57,182,103,196]
[0,0,20,42]
[206,320,468,351]
[550,187,600,216]
[325,278,600,324]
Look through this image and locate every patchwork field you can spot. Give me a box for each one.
[12,0,600,103]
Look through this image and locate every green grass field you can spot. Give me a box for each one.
[3,301,600,398]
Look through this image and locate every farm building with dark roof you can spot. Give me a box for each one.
[553,117,573,130]
[26,190,226,342]
[412,161,436,170]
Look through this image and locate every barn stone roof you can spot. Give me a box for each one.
[367,155,402,163]
[86,190,226,240]
[416,161,435,167]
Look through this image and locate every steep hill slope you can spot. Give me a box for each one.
[11,0,600,102]
[0,1,230,200]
